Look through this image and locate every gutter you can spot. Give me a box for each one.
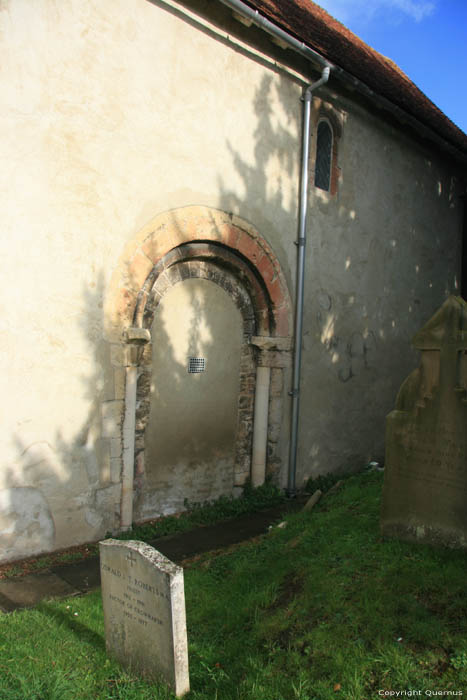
[331,66,467,167]
[218,0,333,71]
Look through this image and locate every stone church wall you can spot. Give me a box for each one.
[0,0,462,561]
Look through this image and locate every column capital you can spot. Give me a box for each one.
[251,336,292,368]
[123,327,151,345]
[123,327,151,366]
[250,336,292,352]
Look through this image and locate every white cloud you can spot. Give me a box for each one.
[317,0,436,24]
[391,0,435,21]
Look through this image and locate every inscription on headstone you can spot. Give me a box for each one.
[99,539,189,697]
[381,296,467,548]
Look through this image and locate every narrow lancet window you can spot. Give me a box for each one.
[315,121,333,191]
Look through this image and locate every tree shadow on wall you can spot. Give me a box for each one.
[4,273,119,562]
[134,277,241,520]
[214,68,388,477]
[4,0,459,566]
[140,0,457,482]
[212,53,455,479]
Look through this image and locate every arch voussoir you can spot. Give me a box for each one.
[111,206,292,339]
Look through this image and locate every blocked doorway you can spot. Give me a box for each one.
[108,207,293,529]
[140,277,243,517]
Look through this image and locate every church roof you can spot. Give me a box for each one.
[244,0,467,161]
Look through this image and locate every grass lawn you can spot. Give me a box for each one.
[1,470,466,699]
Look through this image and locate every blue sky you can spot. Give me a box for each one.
[316,0,467,134]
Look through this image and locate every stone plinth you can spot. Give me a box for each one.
[99,539,189,697]
[381,296,467,548]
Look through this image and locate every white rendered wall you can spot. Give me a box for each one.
[0,0,462,560]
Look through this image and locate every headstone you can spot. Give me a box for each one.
[381,296,467,548]
[99,539,190,697]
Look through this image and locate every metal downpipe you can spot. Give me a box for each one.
[287,66,330,497]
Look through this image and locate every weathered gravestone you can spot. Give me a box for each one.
[99,539,189,697]
[381,296,467,548]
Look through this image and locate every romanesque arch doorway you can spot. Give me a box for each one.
[106,207,293,529]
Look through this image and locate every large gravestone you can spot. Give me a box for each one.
[99,539,189,697]
[381,296,467,548]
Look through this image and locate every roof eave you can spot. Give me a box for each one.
[331,62,467,168]
[222,0,467,168]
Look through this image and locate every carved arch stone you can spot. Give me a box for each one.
[105,206,292,341]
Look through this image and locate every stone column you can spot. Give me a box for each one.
[250,336,291,487]
[251,359,271,487]
[121,327,150,531]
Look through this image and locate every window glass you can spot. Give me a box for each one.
[315,121,332,191]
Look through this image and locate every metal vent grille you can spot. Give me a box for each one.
[188,357,206,374]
